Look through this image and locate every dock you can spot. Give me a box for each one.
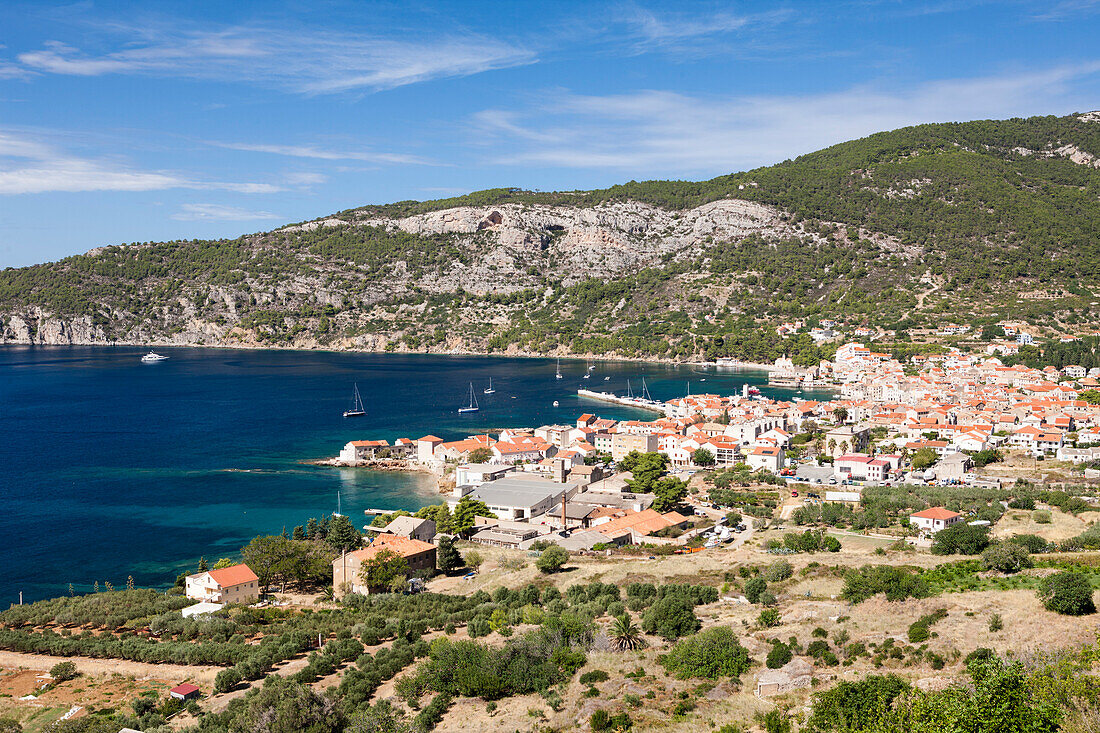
[577,388,670,415]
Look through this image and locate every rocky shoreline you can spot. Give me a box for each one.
[0,334,781,374]
[304,457,431,472]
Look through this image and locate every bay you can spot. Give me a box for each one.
[0,346,831,602]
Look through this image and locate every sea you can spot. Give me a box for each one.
[0,346,833,603]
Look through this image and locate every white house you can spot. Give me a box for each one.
[909,507,962,534]
[185,564,260,604]
[746,446,785,473]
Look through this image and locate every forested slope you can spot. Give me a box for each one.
[2,113,1098,361]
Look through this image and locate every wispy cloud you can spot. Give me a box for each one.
[14,25,537,95]
[623,5,789,45]
[171,203,282,222]
[212,141,434,166]
[472,62,1100,175]
[1030,0,1100,20]
[0,129,282,195]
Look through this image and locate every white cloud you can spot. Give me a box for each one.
[171,203,282,222]
[213,141,433,166]
[0,129,282,195]
[472,63,1100,175]
[15,26,536,95]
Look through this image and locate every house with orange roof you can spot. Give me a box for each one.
[185,563,260,604]
[746,445,785,473]
[583,508,689,543]
[910,507,962,534]
[332,534,437,597]
[416,435,444,463]
[339,439,390,463]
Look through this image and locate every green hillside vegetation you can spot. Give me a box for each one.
[2,113,1100,361]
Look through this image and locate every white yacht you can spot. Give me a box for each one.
[141,352,168,362]
[458,383,480,413]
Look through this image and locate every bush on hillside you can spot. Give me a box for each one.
[841,566,931,603]
[1038,572,1096,616]
[980,543,1032,574]
[931,523,991,555]
[641,596,700,641]
[660,626,751,679]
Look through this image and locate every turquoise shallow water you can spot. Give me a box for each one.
[0,346,830,602]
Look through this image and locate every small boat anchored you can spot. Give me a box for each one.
[140,352,168,362]
[343,383,366,418]
[555,358,563,380]
[458,383,480,413]
[484,377,495,395]
[582,359,591,379]
[553,400,560,407]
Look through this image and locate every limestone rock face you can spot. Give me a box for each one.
[1,309,109,345]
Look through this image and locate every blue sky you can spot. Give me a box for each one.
[1,0,1099,267]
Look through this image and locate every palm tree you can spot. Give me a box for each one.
[827,439,836,455]
[610,614,645,651]
[833,407,849,424]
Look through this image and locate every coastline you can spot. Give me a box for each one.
[304,458,454,497]
[0,339,784,374]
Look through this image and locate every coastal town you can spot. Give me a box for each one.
[326,339,1100,558]
[4,1,1100,726]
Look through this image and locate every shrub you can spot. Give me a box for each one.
[764,560,793,582]
[1007,534,1049,553]
[758,608,781,627]
[536,545,570,574]
[591,709,633,732]
[744,577,768,604]
[766,642,792,669]
[907,610,946,643]
[214,667,243,693]
[981,543,1032,573]
[50,661,78,682]
[661,626,751,679]
[641,596,700,641]
[1008,496,1035,510]
[931,524,991,555]
[1033,510,1052,524]
[1038,572,1096,616]
[965,647,995,667]
[580,670,610,685]
[413,692,453,732]
[759,709,792,733]
[841,566,930,603]
[989,613,1003,632]
[807,674,910,732]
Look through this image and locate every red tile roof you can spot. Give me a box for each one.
[911,507,961,520]
[207,564,258,588]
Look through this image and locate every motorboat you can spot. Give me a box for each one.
[141,352,168,362]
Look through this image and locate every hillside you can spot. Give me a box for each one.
[2,112,1100,362]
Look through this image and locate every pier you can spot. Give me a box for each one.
[577,388,670,415]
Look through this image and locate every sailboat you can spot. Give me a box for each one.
[583,359,591,379]
[333,491,344,518]
[555,358,562,379]
[458,383,480,413]
[641,377,654,403]
[343,383,366,418]
[484,377,495,395]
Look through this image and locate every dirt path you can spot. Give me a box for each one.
[0,650,219,685]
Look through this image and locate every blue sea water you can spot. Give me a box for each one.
[0,346,830,603]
